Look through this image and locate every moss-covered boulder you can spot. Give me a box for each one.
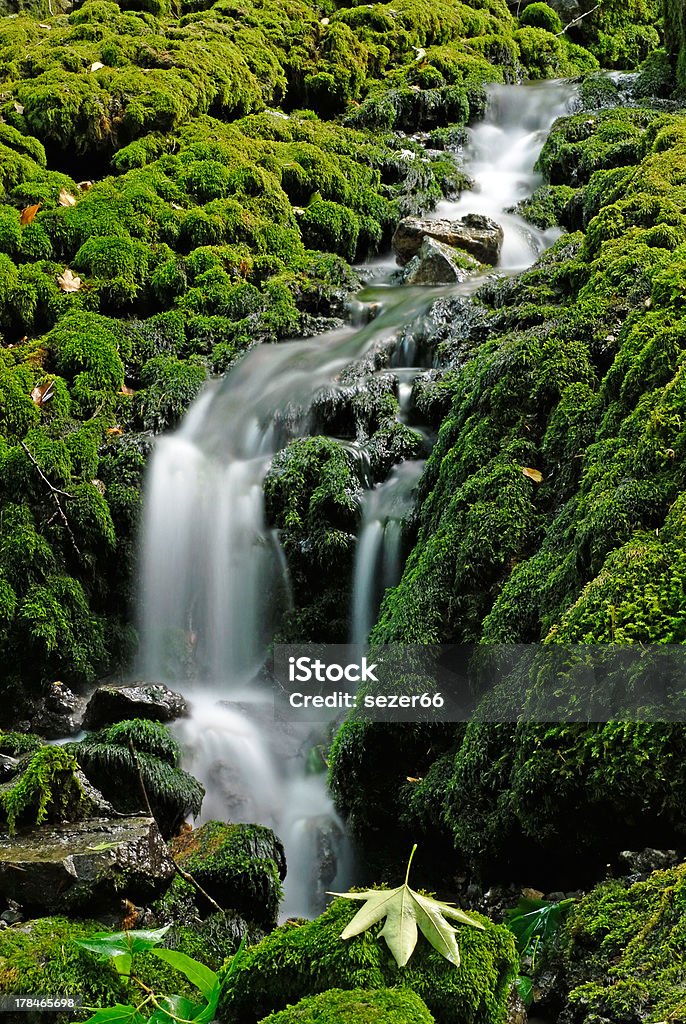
[220,896,517,1024]
[258,987,436,1024]
[541,862,686,1024]
[69,719,204,838]
[169,820,286,928]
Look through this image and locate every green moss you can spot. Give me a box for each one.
[220,896,517,1024]
[264,436,360,641]
[169,820,285,927]
[69,719,204,838]
[0,917,124,1014]
[519,3,562,33]
[0,745,89,833]
[545,863,686,1024]
[258,987,436,1024]
[133,355,207,432]
[513,184,575,229]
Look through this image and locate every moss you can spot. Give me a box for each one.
[513,184,575,229]
[220,896,517,1024]
[543,863,686,1024]
[264,436,360,639]
[519,3,562,34]
[0,731,42,756]
[169,820,285,927]
[133,355,207,432]
[69,718,204,838]
[258,987,436,1024]
[0,745,90,833]
[0,917,124,1016]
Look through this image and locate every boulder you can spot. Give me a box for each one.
[0,816,174,914]
[29,681,86,739]
[392,214,504,266]
[170,820,286,928]
[83,682,188,730]
[258,988,436,1023]
[402,237,481,285]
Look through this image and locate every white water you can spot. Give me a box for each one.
[137,80,576,917]
[351,460,426,647]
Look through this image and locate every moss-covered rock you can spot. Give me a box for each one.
[258,987,436,1024]
[541,862,686,1024]
[68,718,204,838]
[169,820,286,928]
[220,896,518,1024]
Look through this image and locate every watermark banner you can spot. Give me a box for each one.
[270,644,686,723]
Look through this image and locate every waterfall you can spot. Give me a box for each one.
[351,461,426,647]
[136,80,577,917]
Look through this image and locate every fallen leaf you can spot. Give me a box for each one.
[521,466,544,484]
[13,101,24,114]
[171,202,183,210]
[107,426,123,436]
[521,887,544,900]
[90,60,105,72]
[330,845,484,968]
[58,187,77,207]
[120,384,135,396]
[57,267,82,292]
[31,379,55,407]
[20,203,41,226]
[406,776,423,783]
[77,180,93,191]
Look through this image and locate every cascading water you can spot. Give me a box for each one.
[137,79,577,917]
[351,460,426,647]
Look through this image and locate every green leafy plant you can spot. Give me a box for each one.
[75,926,245,1024]
[329,845,484,968]
[504,896,575,1006]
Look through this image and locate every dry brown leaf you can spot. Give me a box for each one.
[31,379,55,407]
[521,466,544,484]
[90,61,105,72]
[107,426,123,436]
[406,776,423,783]
[57,267,82,292]
[77,180,94,192]
[58,187,77,207]
[13,101,24,114]
[20,203,41,226]
[521,887,544,900]
[120,384,136,396]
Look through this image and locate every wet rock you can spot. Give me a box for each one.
[618,847,680,876]
[32,682,86,739]
[506,989,528,1024]
[83,682,188,730]
[392,213,504,266]
[402,236,481,285]
[0,816,174,914]
[0,755,18,780]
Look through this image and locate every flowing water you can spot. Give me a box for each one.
[137,79,576,917]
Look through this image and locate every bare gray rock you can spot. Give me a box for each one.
[0,816,174,913]
[83,682,188,729]
[402,236,480,285]
[393,213,504,265]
